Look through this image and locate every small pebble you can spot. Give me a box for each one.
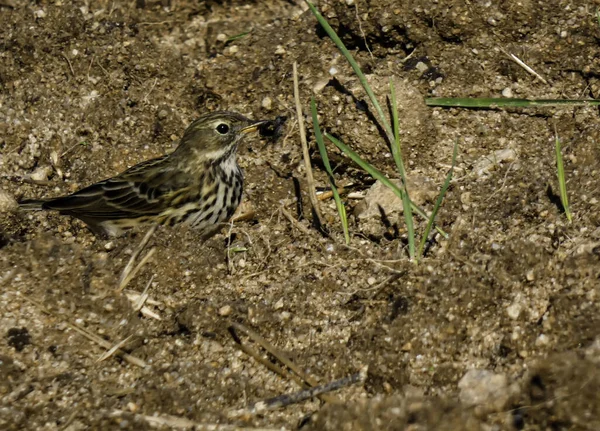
[525,269,534,281]
[219,305,232,316]
[274,298,284,310]
[367,277,376,286]
[502,87,513,98]
[261,96,272,110]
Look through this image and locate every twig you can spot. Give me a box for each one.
[134,274,154,311]
[110,410,283,431]
[24,297,147,368]
[280,206,312,236]
[230,367,368,417]
[143,78,159,103]
[118,225,157,290]
[61,53,75,77]
[117,247,156,293]
[228,322,341,405]
[501,48,548,85]
[293,62,324,229]
[97,334,133,363]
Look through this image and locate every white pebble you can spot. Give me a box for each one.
[219,305,232,316]
[261,96,272,110]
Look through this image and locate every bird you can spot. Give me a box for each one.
[19,111,268,237]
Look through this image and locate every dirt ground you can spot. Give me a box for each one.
[1,0,600,430]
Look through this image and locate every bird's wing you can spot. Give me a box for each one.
[43,156,196,219]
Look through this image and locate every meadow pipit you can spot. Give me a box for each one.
[19,111,268,237]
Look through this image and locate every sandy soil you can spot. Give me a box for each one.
[1,1,599,430]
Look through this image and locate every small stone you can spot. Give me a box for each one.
[473,148,517,177]
[506,302,521,320]
[502,87,513,98]
[274,45,286,55]
[273,298,284,310]
[367,277,376,286]
[415,61,428,73]
[261,96,272,110]
[104,241,115,251]
[329,67,338,76]
[535,333,549,346]
[34,9,46,18]
[0,190,18,213]
[458,369,509,411]
[525,269,534,281]
[158,109,168,119]
[216,33,227,42]
[228,45,239,55]
[219,305,232,316]
[30,166,52,182]
[312,77,330,94]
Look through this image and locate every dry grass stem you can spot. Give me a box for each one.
[280,206,312,236]
[118,225,157,289]
[97,334,134,363]
[117,246,156,293]
[293,61,324,229]
[111,410,283,431]
[502,48,549,84]
[229,322,341,405]
[24,296,147,368]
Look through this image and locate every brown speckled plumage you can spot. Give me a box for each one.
[19,111,266,237]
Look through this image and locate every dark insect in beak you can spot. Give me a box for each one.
[240,120,270,135]
[258,116,287,141]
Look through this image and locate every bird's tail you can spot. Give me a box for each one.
[18,199,47,211]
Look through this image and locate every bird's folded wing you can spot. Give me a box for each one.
[43,157,192,219]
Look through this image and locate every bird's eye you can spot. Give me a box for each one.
[216,123,230,135]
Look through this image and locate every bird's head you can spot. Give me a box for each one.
[176,111,267,163]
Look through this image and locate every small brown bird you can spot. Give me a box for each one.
[19,111,268,237]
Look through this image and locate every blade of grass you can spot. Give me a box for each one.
[324,132,448,239]
[554,126,572,222]
[225,31,250,43]
[425,97,600,108]
[305,1,393,142]
[390,78,415,259]
[311,98,350,244]
[417,140,458,257]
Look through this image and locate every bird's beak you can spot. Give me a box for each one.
[240,120,269,134]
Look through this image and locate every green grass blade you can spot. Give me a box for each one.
[225,31,250,43]
[311,98,350,244]
[305,1,393,141]
[325,133,448,239]
[417,141,458,256]
[425,97,600,108]
[390,78,415,259]
[554,128,572,222]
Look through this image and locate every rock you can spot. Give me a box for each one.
[29,165,52,182]
[458,369,509,411]
[0,189,18,213]
[354,176,439,238]
[261,96,273,111]
[355,175,437,221]
[473,148,517,177]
